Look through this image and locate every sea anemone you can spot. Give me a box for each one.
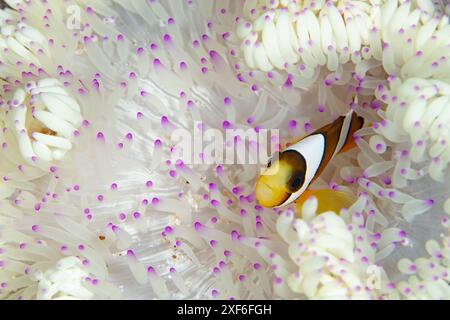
[0,0,449,300]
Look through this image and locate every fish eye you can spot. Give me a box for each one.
[267,159,271,168]
[287,174,304,193]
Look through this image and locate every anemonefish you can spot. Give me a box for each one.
[255,110,364,210]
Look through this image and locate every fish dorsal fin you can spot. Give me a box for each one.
[335,111,365,155]
[332,110,355,157]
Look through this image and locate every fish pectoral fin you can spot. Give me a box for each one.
[295,189,357,218]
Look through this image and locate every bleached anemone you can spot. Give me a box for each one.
[0,0,449,300]
[5,79,82,164]
[276,201,380,300]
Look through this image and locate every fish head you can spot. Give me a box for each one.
[256,150,306,208]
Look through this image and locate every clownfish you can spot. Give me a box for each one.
[255,110,364,209]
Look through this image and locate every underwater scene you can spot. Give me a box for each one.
[0,0,450,300]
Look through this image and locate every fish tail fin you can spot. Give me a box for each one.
[338,111,364,154]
